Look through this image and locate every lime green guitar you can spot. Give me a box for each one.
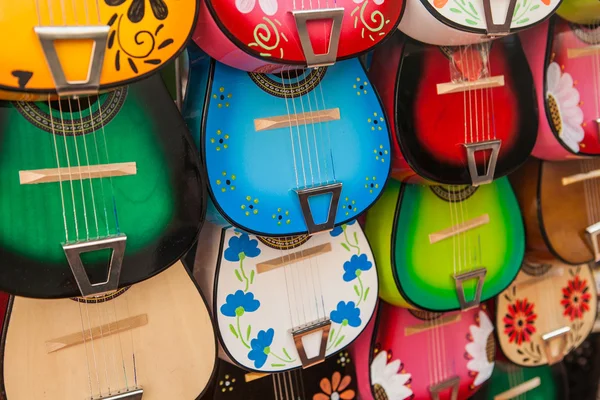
[557,0,600,24]
[365,177,524,311]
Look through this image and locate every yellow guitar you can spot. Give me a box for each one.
[0,0,197,100]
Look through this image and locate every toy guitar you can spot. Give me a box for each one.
[473,361,568,400]
[0,75,205,298]
[0,261,217,400]
[520,17,600,160]
[370,32,536,186]
[510,158,600,265]
[366,178,524,311]
[399,0,561,46]
[193,0,405,72]
[184,52,391,236]
[202,353,357,400]
[0,0,197,100]
[557,0,600,24]
[198,221,377,372]
[352,301,495,400]
[496,261,597,367]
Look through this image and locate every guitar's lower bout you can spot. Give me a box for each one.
[1,262,217,400]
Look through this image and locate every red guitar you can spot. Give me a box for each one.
[193,0,405,71]
[370,32,537,185]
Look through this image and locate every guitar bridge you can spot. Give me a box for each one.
[292,318,331,368]
[97,388,143,400]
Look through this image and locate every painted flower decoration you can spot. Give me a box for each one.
[236,0,277,15]
[546,62,584,153]
[313,371,355,400]
[343,254,373,282]
[503,298,537,345]
[353,0,384,5]
[370,351,413,400]
[248,328,275,368]
[224,233,261,262]
[330,220,356,237]
[330,301,361,328]
[561,275,591,321]
[220,290,260,317]
[466,311,495,387]
[105,0,168,23]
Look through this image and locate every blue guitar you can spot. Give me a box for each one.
[185,45,391,236]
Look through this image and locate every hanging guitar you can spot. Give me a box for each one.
[0,261,217,399]
[202,353,357,400]
[520,16,600,160]
[510,158,600,265]
[472,361,568,400]
[192,0,405,72]
[369,32,537,186]
[352,301,495,400]
[0,74,205,298]
[496,261,597,367]
[0,0,198,100]
[399,0,561,46]
[366,178,524,312]
[198,221,377,372]
[184,51,391,236]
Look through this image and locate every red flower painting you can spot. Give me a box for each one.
[503,298,537,345]
[561,276,591,321]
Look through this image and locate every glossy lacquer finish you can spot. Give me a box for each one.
[205,223,377,372]
[0,76,205,298]
[370,33,537,185]
[189,57,390,236]
[193,0,405,71]
[520,17,600,160]
[366,178,524,311]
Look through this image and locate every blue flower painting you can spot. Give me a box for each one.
[248,328,274,368]
[224,233,261,262]
[220,290,260,317]
[342,254,372,281]
[330,301,361,327]
[329,219,356,237]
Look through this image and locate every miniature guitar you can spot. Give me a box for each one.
[399,0,561,46]
[0,75,205,298]
[496,262,597,367]
[473,361,568,400]
[0,261,217,400]
[184,53,390,236]
[0,0,197,100]
[202,354,357,400]
[365,178,524,311]
[520,17,600,160]
[198,222,377,372]
[193,0,405,72]
[510,158,600,265]
[370,32,536,186]
[352,301,495,400]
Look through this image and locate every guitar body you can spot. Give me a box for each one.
[1,261,217,400]
[369,33,536,185]
[203,353,357,399]
[399,0,562,46]
[520,17,600,160]
[193,0,404,71]
[365,178,524,311]
[557,0,600,23]
[509,158,600,265]
[496,263,597,367]
[352,302,495,399]
[201,222,378,372]
[190,58,391,236]
[475,361,567,400]
[0,75,205,298]
[0,1,198,100]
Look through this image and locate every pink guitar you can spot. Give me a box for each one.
[352,301,495,400]
[520,16,600,160]
[193,0,405,71]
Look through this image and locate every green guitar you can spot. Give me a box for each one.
[365,178,524,311]
[0,75,205,298]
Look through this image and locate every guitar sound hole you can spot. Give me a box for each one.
[48,95,99,113]
[70,286,130,304]
[521,261,552,277]
[257,234,311,250]
[571,23,600,45]
[408,308,442,321]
